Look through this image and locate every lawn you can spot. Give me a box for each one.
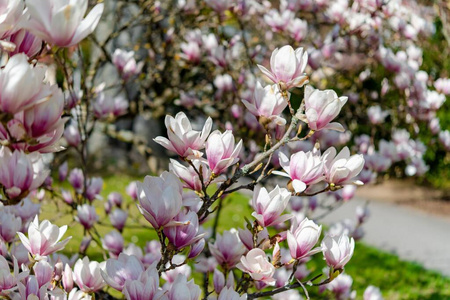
[41,173,450,299]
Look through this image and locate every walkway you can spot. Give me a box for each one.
[321,197,450,276]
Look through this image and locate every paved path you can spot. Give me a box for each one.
[320,197,450,276]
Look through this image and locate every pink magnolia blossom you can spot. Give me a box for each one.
[75,204,98,230]
[167,274,201,300]
[137,171,183,229]
[0,148,48,200]
[321,234,355,271]
[205,130,243,175]
[68,168,84,192]
[109,208,127,231]
[112,49,144,81]
[154,112,212,158]
[0,0,25,39]
[64,123,81,147]
[364,285,383,300]
[289,18,308,42]
[85,177,103,202]
[287,217,322,260]
[33,260,53,288]
[164,210,205,250]
[304,85,348,132]
[94,93,129,119]
[434,78,450,95]
[169,159,211,192]
[238,227,269,251]
[0,54,49,115]
[101,253,144,291]
[122,265,166,300]
[251,185,292,227]
[17,216,71,260]
[322,147,365,187]
[274,150,324,193]
[367,105,389,124]
[237,248,276,286]
[101,230,124,257]
[180,41,201,63]
[218,286,247,300]
[242,82,287,126]
[257,45,308,90]
[326,273,355,300]
[0,256,29,295]
[0,210,22,243]
[25,0,104,47]
[209,229,246,268]
[264,10,294,33]
[8,29,42,57]
[73,256,106,292]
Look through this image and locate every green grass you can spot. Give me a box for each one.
[42,174,450,299]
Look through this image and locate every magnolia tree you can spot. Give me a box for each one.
[0,0,448,300]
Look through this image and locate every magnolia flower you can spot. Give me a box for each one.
[64,123,81,147]
[237,248,276,286]
[109,208,128,231]
[218,287,247,300]
[0,256,28,295]
[209,229,246,268]
[321,234,355,271]
[205,130,243,175]
[0,148,48,201]
[112,49,144,81]
[0,54,48,115]
[367,105,389,124]
[304,85,348,132]
[257,45,308,90]
[289,18,308,42]
[101,230,124,257]
[17,216,71,260]
[274,150,325,193]
[242,82,287,126]
[94,93,129,119]
[364,285,384,300]
[163,210,205,250]
[0,0,25,39]
[251,185,292,227]
[287,217,322,260]
[167,274,201,300]
[434,78,450,95]
[101,254,144,291]
[169,159,211,192]
[9,29,43,57]
[326,273,355,300]
[122,265,165,300]
[137,171,183,229]
[73,257,106,292]
[264,10,294,33]
[0,211,22,243]
[154,112,212,157]
[75,204,98,229]
[25,0,104,47]
[322,147,365,187]
[180,41,201,63]
[85,177,103,201]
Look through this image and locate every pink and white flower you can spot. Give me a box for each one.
[17,216,71,260]
[251,185,292,227]
[137,171,183,229]
[274,151,324,193]
[242,82,287,126]
[205,130,242,175]
[154,112,212,158]
[321,147,365,187]
[237,248,276,286]
[287,217,322,260]
[257,45,308,90]
[321,233,355,271]
[304,85,348,132]
[73,256,106,292]
[25,0,104,47]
